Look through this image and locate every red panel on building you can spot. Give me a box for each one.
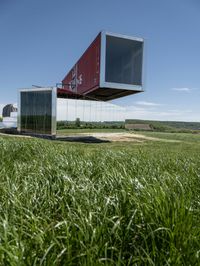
[61,33,101,97]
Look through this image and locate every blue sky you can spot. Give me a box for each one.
[0,0,200,121]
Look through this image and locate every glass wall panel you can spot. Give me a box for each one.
[105,36,143,86]
[20,90,52,135]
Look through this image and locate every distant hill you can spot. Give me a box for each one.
[125,119,200,132]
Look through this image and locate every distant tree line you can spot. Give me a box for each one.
[57,119,125,130]
[57,118,200,133]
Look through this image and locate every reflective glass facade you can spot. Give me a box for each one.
[105,36,143,86]
[20,90,52,135]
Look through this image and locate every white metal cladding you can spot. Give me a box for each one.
[100,31,144,91]
[51,87,57,136]
[17,87,57,136]
[17,90,21,132]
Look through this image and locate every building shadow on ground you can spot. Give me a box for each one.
[56,135,110,143]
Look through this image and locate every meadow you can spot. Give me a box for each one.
[0,131,200,265]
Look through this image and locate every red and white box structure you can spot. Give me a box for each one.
[58,31,144,101]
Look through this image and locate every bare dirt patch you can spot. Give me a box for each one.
[79,132,180,143]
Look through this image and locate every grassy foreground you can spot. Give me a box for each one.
[0,133,200,265]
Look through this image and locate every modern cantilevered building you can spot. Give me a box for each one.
[18,31,144,137]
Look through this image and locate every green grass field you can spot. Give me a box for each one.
[57,128,125,135]
[0,132,200,265]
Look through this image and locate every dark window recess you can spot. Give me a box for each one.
[20,91,52,135]
[105,36,143,86]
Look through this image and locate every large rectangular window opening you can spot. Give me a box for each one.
[105,35,143,86]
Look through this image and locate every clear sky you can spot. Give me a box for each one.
[0,0,200,121]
